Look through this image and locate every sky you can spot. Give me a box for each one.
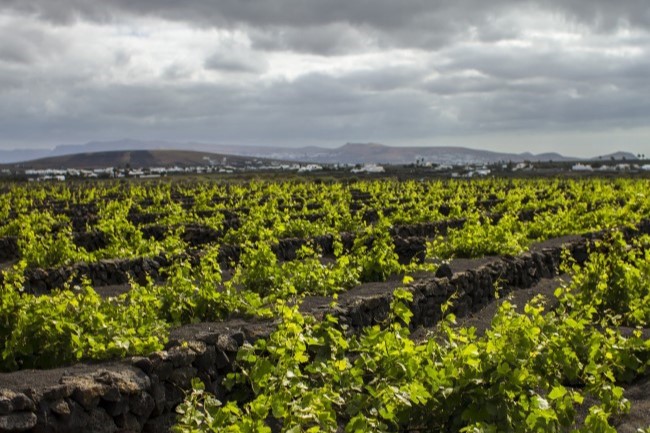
[0,1,649,157]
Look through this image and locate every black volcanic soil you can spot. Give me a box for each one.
[451,274,569,336]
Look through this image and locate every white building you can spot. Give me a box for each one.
[351,164,385,173]
[512,163,531,171]
[572,163,593,171]
[298,164,323,173]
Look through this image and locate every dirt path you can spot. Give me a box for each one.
[453,274,569,336]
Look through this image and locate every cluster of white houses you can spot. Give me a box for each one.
[7,158,649,182]
[572,163,650,172]
[19,162,329,181]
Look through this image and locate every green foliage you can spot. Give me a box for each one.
[2,177,650,433]
[231,241,283,297]
[559,232,650,327]
[280,244,360,296]
[96,199,158,258]
[350,218,402,282]
[174,233,650,432]
[13,212,89,268]
[431,211,528,259]
[0,264,167,370]
[4,178,650,273]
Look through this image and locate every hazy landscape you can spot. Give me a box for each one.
[0,139,639,168]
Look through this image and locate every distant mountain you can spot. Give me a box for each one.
[0,139,639,166]
[2,149,286,170]
[50,139,182,158]
[590,151,638,161]
[304,143,575,165]
[520,152,567,160]
[209,142,580,165]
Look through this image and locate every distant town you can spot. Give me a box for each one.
[3,156,649,182]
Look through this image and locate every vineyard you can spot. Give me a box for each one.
[0,177,649,432]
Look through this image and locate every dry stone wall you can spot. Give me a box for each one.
[0,237,19,262]
[0,233,427,294]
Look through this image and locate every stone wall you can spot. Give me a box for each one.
[0,322,272,433]
[1,233,427,294]
[0,237,19,262]
[335,240,575,331]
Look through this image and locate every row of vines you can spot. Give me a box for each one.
[174,232,650,433]
[0,177,649,431]
[1,178,648,269]
[1,178,649,371]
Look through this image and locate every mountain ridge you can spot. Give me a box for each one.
[0,139,638,166]
[1,149,289,170]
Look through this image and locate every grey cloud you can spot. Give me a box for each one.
[0,70,444,145]
[1,0,114,25]
[8,0,648,29]
[75,83,247,120]
[423,74,503,95]
[3,0,433,30]
[1,64,649,147]
[0,68,24,89]
[235,73,441,140]
[3,1,650,54]
[430,76,650,134]
[1,0,649,150]
[161,63,190,80]
[437,39,650,91]
[338,67,429,92]
[204,51,267,73]
[0,39,35,64]
[419,39,650,130]
[546,0,650,31]
[0,81,247,144]
[250,23,377,55]
[113,50,131,67]
[0,21,64,65]
[519,91,645,130]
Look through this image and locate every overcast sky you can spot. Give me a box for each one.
[0,1,649,157]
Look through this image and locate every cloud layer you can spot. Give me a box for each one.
[0,1,649,156]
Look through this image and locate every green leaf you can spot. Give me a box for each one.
[548,386,567,400]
